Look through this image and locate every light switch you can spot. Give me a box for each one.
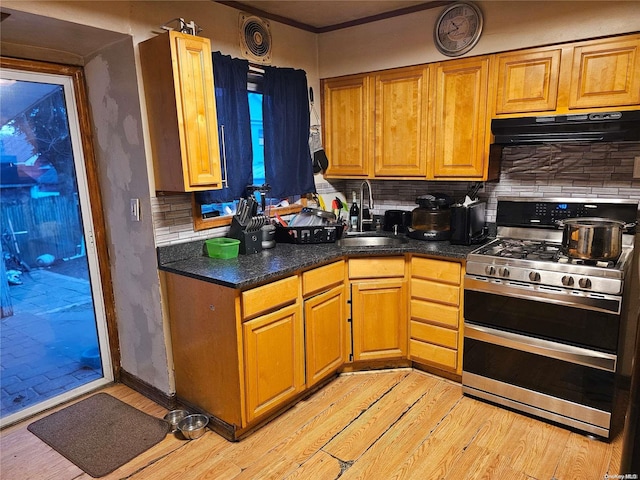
[130,198,141,222]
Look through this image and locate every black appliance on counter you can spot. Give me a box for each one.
[462,197,638,438]
[407,194,453,241]
[382,210,411,233]
[450,201,487,245]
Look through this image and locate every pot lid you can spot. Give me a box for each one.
[562,217,626,227]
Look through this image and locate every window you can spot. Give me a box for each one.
[195,74,305,230]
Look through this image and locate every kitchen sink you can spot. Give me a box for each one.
[337,234,408,247]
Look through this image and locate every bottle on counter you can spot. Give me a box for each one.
[349,191,359,231]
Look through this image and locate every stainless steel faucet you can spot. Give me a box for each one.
[358,180,374,232]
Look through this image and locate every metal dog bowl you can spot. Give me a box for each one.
[163,409,189,433]
[177,414,209,440]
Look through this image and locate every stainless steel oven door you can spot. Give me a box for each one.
[464,276,622,353]
[463,324,615,437]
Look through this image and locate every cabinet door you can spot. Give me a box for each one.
[322,74,372,177]
[243,304,304,423]
[351,280,407,361]
[373,66,429,177]
[432,57,490,179]
[568,37,640,109]
[305,285,346,387]
[494,48,562,114]
[140,31,222,192]
[173,33,223,189]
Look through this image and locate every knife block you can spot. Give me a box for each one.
[228,217,262,255]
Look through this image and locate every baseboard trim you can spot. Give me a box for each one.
[119,369,176,410]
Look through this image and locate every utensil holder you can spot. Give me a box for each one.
[228,217,262,254]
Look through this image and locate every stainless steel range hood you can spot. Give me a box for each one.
[491,110,640,145]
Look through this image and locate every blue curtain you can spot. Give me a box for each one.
[262,66,316,198]
[195,52,253,204]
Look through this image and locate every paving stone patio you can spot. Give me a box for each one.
[1,263,102,418]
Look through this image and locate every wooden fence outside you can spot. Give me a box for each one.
[1,195,83,268]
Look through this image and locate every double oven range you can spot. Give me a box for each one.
[463,197,638,438]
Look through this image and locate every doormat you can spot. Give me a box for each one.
[27,392,169,478]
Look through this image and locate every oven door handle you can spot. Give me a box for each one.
[465,323,617,372]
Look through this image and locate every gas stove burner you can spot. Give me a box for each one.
[481,239,562,261]
[557,255,616,268]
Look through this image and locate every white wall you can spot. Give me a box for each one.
[317,1,640,78]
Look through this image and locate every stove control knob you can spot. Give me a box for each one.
[561,275,574,287]
[485,265,496,275]
[579,278,592,289]
[529,271,541,282]
[499,267,510,278]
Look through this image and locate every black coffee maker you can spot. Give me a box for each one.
[407,194,453,241]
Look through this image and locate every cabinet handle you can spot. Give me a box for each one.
[220,124,228,189]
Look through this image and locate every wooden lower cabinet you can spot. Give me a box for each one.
[409,257,464,374]
[304,284,346,387]
[352,280,408,360]
[163,253,469,439]
[349,257,408,362]
[243,303,305,423]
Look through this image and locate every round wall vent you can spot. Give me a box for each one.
[239,14,272,64]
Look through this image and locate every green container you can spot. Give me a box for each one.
[205,237,240,259]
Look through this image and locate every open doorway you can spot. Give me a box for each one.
[1,60,114,427]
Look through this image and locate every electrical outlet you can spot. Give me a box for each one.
[634,157,640,179]
[130,198,141,222]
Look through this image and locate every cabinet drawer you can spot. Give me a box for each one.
[411,278,460,306]
[242,275,299,320]
[410,320,457,349]
[411,257,460,284]
[410,339,457,370]
[303,260,345,297]
[410,299,459,328]
[349,257,405,279]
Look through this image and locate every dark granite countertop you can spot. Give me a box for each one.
[157,233,490,289]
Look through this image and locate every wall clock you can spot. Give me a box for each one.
[434,2,484,57]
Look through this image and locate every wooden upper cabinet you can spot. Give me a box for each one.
[322,74,371,177]
[568,36,640,110]
[140,31,222,192]
[494,48,562,114]
[373,66,429,177]
[432,56,491,179]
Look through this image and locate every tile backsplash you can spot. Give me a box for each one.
[152,142,640,246]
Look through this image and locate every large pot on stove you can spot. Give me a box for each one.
[558,217,635,261]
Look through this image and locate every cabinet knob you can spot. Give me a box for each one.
[209,305,216,311]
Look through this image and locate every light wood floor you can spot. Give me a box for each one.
[1,369,625,480]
